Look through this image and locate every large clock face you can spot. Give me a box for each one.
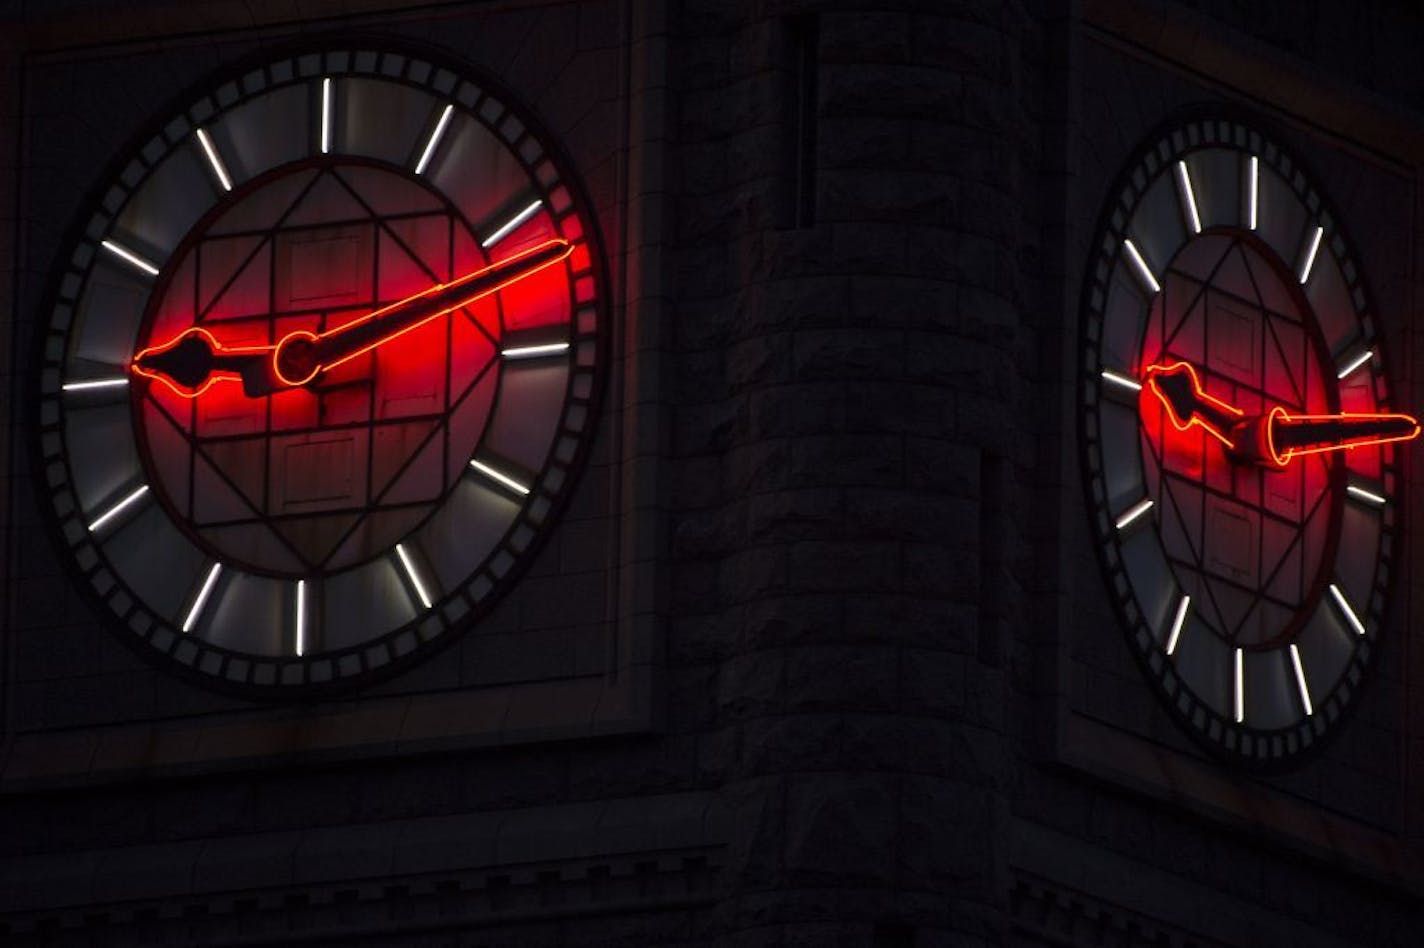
[1080,117,1413,764]
[35,48,606,692]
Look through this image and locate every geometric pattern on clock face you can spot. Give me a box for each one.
[136,161,542,577]
[1082,116,1403,763]
[37,48,606,691]
[1140,234,1339,652]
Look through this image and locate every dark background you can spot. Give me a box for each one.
[2,1,1424,944]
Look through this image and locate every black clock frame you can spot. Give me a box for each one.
[29,39,611,698]
[1077,110,1401,767]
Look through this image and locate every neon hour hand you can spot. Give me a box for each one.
[131,328,273,398]
[1141,361,1420,467]
[1141,360,1243,444]
[134,238,572,398]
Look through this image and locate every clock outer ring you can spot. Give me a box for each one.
[1076,111,1401,767]
[29,40,613,697]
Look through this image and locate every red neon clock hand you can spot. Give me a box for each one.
[133,238,572,398]
[1142,361,1243,447]
[1141,361,1420,467]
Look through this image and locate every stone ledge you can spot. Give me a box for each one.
[1055,711,1423,896]
[0,792,725,942]
[1084,0,1424,164]
[0,664,656,792]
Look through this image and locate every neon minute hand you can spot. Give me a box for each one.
[1141,361,1420,467]
[133,238,572,398]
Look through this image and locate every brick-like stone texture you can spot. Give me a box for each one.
[664,2,1037,942]
[3,0,1424,946]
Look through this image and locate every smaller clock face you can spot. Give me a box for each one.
[1080,117,1412,764]
[35,48,607,692]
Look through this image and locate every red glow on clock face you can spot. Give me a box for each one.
[1141,360,1418,467]
[132,162,573,577]
[1137,234,1347,650]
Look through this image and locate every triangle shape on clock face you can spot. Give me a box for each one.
[199,438,270,522]
[190,448,264,527]
[454,293,501,348]
[1175,568,1220,639]
[1158,273,1207,367]
[206,169,320,236]
[499,262,570,332]
[1159,476,1205,568]
[379,217,451,294]
[1262,313,1307,409]
[336,165,444,217]
[196,236,270,322]
[325,505,434,573]
[269,510,364,572]
[1237,598,1290,649]
[1167,232,1232,285]
[1209,243,1261,311]
[196,521,307,575]
[1259,517,1303,605]
[448,319,498,402]
[452,226,485,277]
[446,368,500,482]
[281,171,372,228]
[1210,581,1257,644]
[1242,246,1300,319]
[140,401,194,514]
[374,421,448,506]
[369,418,444,503]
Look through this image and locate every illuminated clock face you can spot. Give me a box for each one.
[1080,117,1414,764]
[36,49,606,692]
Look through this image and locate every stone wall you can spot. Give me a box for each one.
[1,1,1423,945]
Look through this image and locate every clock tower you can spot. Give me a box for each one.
[2,2,1424,946]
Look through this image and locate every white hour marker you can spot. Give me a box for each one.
[481,199,543,249]
[62,377,128,392]
[414,104,454,176]
[1335,348,1372,380]
[1346,483,1387,507]
[320,77,333,155]
[1247,155,1259,230]
[182,562,223,633]
[395,543,433,610]
[1114,497,1153,531]
[470,458,530,496]
[1328,583,1366,636]
[1174,160,1202,234]
[1165,594,1190,656]
[295,579,308,656]
[195,127,232,192]
[88,484,150,533]
[1289,643,1314,716]
[1233,647,1244,723]
[1123,239,1161,295]
[1298,225,1324,285]
[100,239,159,277]
[1100,369,1142,393]
[502,342,570,360]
